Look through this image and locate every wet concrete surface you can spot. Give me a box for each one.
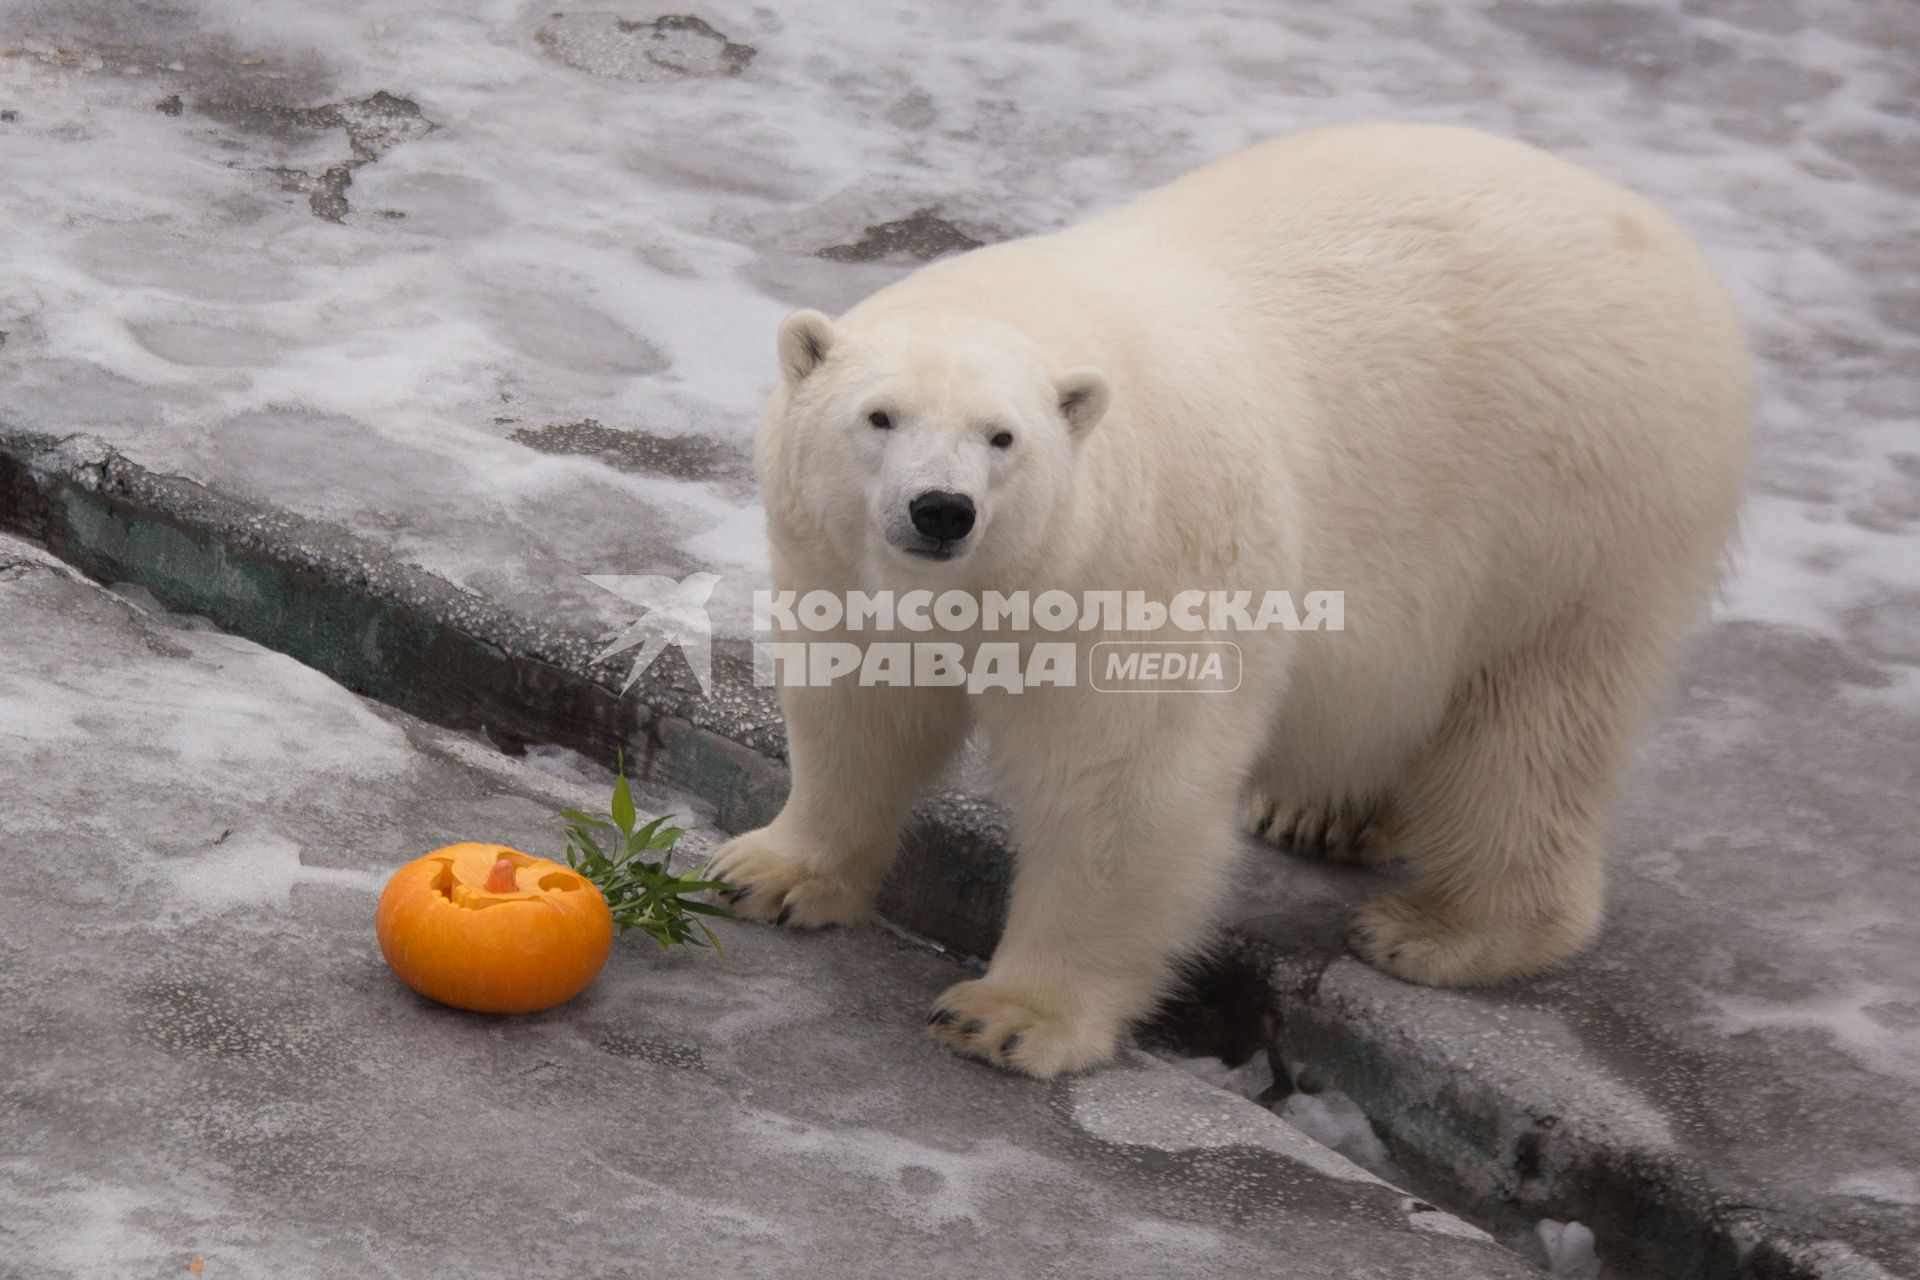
[510,418,746,484]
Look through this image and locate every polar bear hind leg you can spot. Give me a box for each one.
[1348,612,1671,986]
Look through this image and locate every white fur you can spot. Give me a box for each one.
[713,123,1751,1077]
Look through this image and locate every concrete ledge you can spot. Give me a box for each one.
[0,429,1897,1280]
[1246,950,1905,1280]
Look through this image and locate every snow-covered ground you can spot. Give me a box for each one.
[2,0,1915,646]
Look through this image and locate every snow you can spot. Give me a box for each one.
[1711,981,1920,1086]
[1536,1218,1602,1280]
[1156,1050,1275,1101]
[0,1170,216,1277]
[1834,1168,1920,1208]
[1275,1090,1414,1191]
[143,829,385,919]
[8,580,415,796]
[516,741,620,790]
[1,0,1913,650]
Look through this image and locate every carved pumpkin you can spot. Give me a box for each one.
[376,843,614,1014]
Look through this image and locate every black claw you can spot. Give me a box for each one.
[1387,947,1403,961]
[961,1019,985,1038]
[1000,1034,1023,1058]
[775,902,794,926]
[723,886,750,904]
[928,1008,956,1027]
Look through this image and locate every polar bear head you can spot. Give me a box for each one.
[760,307,1110,582]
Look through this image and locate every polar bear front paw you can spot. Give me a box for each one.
[708,829,874,929]
[926,978,1119,1078]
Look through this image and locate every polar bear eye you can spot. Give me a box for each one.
[990,430,1015,449]
[868,410,893,430]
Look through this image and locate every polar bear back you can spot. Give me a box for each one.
[843,122,1751,650]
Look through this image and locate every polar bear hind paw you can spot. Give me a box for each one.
[1350,891,1588,986]
[1248,790,1397,865]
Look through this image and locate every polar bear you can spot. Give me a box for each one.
[712,123,1750,1077]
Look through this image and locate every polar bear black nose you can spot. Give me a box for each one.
[909,490,976,541]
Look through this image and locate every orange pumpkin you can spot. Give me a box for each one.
[376,843,613,1014]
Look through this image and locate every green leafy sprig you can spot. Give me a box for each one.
[558,761,733,954]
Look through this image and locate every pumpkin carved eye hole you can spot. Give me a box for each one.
[539,872,586,893]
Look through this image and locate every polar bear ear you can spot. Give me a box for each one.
[1056,367,1111,437]
[777,309,838,386]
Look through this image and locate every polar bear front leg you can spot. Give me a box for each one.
[713,679,970,928]
[929,705,1251,1076]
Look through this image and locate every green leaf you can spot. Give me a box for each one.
[611,772,636,836]
[626,816,669,859]
[558,809,616,830]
